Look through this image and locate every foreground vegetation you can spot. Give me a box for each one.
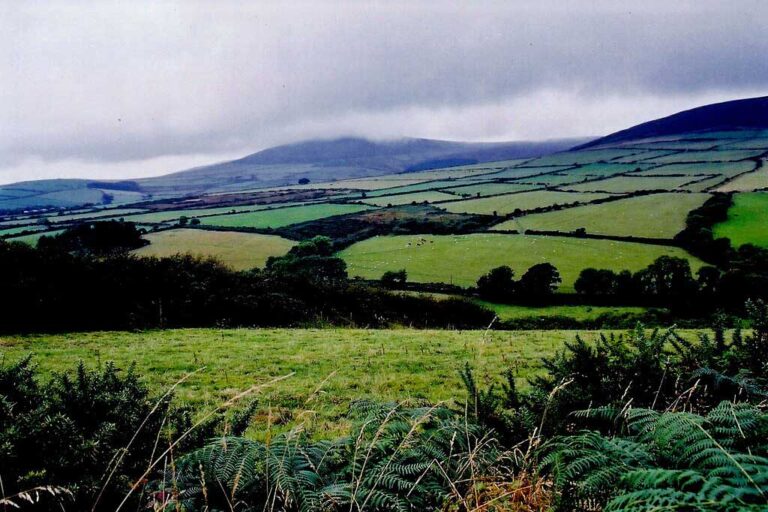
[0,327,694,434]
[2,307,766,511]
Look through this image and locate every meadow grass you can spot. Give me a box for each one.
[522,149,644,166]
[5,229,66,245]
[565,175,697,193]
[134,229,296,270]
[119,202,301,224]
[645,149,765,164]
[713,192,768,248]
[338,233,704,291]
[715,166,768,192]
[502,192,710,239]
[442,182,538,197]
[202,203,374,229]
[0,327,710,437]
[361,190,457,206]
[475,301,651,321]
[440,190,611,215]
[636,161,756,176]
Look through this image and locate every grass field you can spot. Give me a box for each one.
[503,193,710,238]
[523,149,644,166]
[442,182,538,197]
[5,229,65,245]
[713,192,768,248]
[715,165,768,192]
[0,225,46,237]
[202,203,374,229]
[134,229,296,270]
[440,190,611,215]
[339,233,704,291]
[121,203,301,224]
[475,301,652,321]
[361,190,456,206]
[566,175,696,193]
[636,161,756,177]
[645,149,765,164]
[0,327,709,436]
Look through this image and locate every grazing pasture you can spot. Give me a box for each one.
[565,175,697,193]
[523,149,644,166]
[439,190,611,215]
[4,229,65,245]
[644,149,765,164]
[361,190,457,206]
[636,161,756,176]
[0,327,711,436]
[134,229,296,270]
[122,203,300,224]
[339,233,703,291]
[713,192,768,248]
[442,182,539,197]
[715,165,768,192]
[202,203,374,229]
[500,192,710,239]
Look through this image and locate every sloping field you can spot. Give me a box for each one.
[440,190,611,215]
[644,149,764,164]
[713,192,768,248]
[565,175,697,193]
[339,233,703,291]
[715,164,768,192]
[134,229,296,270]
[361,191,456,206]
[523,149,645,166]
[202,203,374,229]
[635,161,756,176]
[500,193,710,239]
[442,182,539,197]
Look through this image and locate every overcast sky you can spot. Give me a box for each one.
[1,1,767,184]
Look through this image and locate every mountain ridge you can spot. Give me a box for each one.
[575,95,768,149]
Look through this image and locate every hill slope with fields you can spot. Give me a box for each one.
[0,137,583,213]
[3,95,768,297]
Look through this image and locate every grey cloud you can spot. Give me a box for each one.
[1,0,767,182]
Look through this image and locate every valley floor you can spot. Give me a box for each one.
[0,327,713,437]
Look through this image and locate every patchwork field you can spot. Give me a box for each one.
[565,175,698,193]
[0,327,710,435]
[500,192,709,239]
[715,164,768,192]
[339,233,704,291]
[361,190,456,206]
[442,182,539,197]
[134,229,296,270]
[713,192,768,248]
[201,203,373,229]
[3,129,766,295]
[440,190,611,215]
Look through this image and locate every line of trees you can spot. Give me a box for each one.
[574,246,768,314]
[475,263,562,303]
[0,233,495,333]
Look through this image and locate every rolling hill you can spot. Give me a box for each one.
[576,95,768,149]
[0,137,583,213]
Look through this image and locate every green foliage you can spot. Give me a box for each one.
[162,401,508,511]
[0,358,168,511]
[37,220,148,256]
[381,268,407,288]
[476,265,516,301]
[543,403,768,511]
